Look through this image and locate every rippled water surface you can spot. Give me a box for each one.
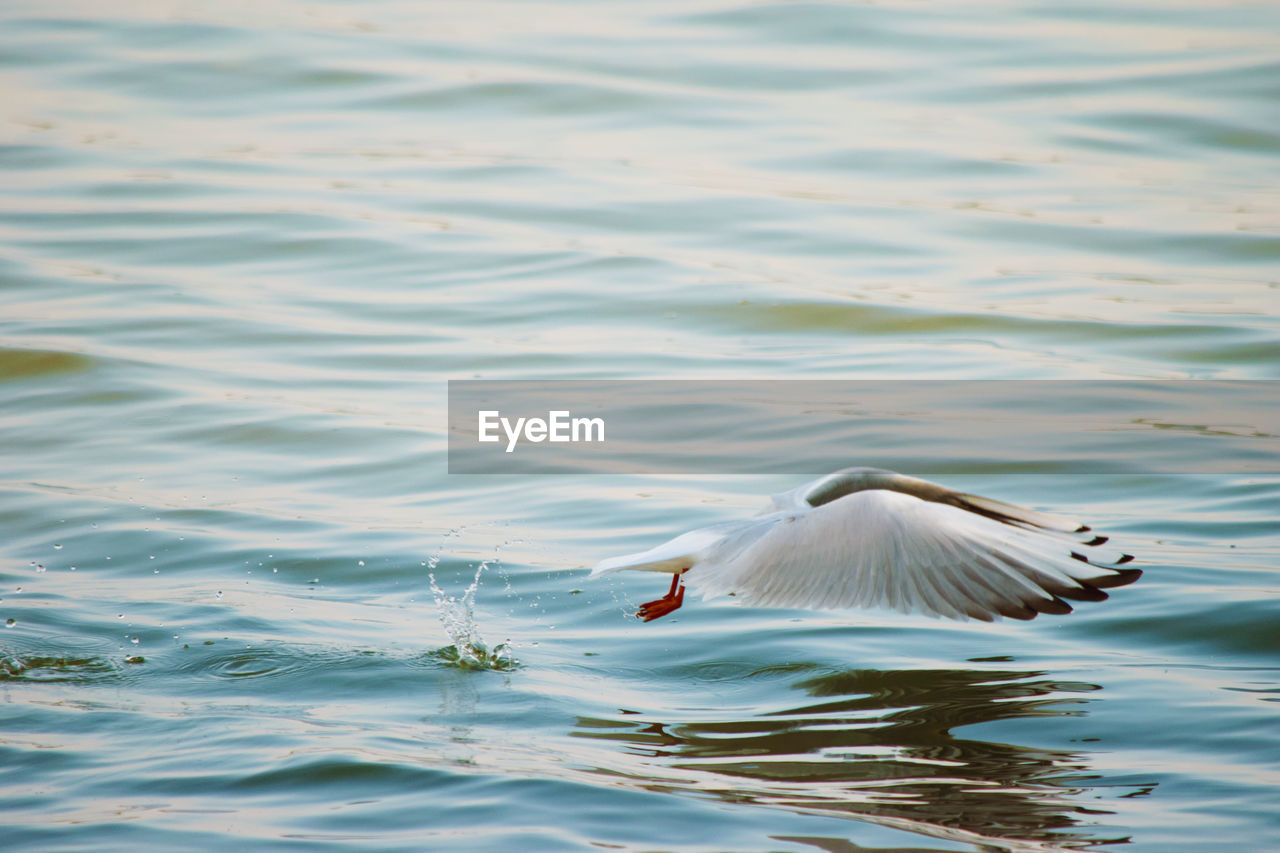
[2,1,1278,851]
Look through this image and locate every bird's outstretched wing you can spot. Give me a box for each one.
[687,489,1138,621]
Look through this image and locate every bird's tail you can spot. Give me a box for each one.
[589,523,736,577]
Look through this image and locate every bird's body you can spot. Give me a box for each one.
[591,468,1140,622]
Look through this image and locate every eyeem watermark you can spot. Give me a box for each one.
[478,410,606,453]
[449,380,1277,474]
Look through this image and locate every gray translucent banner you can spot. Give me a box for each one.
[447,380,1278,475]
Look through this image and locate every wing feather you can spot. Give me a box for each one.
[685,489,1139,621]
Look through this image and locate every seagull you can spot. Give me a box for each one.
[591,468,1139,623]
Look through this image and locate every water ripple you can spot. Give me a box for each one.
[2,1,1278,850]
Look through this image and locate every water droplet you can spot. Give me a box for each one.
[70,566,77,571]
[53,544,63,550]
[117,613,124,618]
[149,555,155,560]
[36,564,46,573]
[130,637,140,645]
[216,591,223,600]
[5,618,15,628]
[272,567,277,573]
[358,560,365,566]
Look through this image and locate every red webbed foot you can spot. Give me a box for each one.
[636,570,686,622]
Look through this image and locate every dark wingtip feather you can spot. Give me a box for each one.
[995,600,1038,620]
[1057,582,1109,603]
[1029,595,1073,616]
[1084,535,1109,547]
[1116,553,1135,565]
[1090,567,1143,589]
[1075,525,1091,533]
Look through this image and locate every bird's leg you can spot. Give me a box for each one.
[637,570,686,622]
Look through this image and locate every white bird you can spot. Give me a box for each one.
[591,468,1139,623]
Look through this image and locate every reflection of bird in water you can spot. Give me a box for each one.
[574,665,1153,850]
[591,468,1140,622]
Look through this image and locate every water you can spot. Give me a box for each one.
[1,1,1278,850]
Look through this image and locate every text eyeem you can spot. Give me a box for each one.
[477,410,605,453]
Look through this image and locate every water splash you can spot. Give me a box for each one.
[428,558,517,672]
